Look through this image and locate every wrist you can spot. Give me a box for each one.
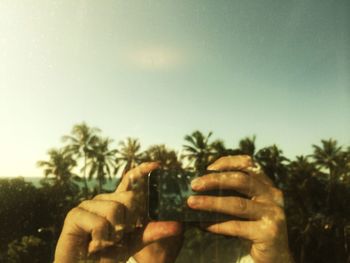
[133,243,169,263]
[252,243,294,263]
[133,236,183,263]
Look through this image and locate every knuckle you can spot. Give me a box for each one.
[120,191,134,207]
[125,165,141,179]
[272,188,284,200]
[79,200,89,208]
[239,155,253,166]
[65,207,86,227]
[271,188,284,206]
[260,215,280,240]
[199,196,208,205]
[66,207,80,221]
[95,217,110,233]
[221,172,231,180]
[205,173,219,188]
[93,194,105,200]
[234,172,249,186]
[272,206,286,222]
[236,197,248,212]
[235,220,244,232]
[206,174,220,186]
[268,224,279,240]
[105,201,121,219]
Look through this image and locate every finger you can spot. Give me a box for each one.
[191,171,269,197]
[244,164,274,187]
[187,196,268,219]
[79,200,126,241]
[99,222,183,263]
[94,191,145,231]
[116,162,160,192]
[208,155,254,171]
[201,220,257,240]
[207,155,274,187]
[55,207,115,261]
[95,191,146,218]
[133,235,184,263]
[94,191,136,210]
[141,221,183,245]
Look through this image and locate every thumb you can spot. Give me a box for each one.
[142,221,183,245]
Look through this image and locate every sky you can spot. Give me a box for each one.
[0,0,349,177]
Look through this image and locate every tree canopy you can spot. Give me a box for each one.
[1,123,349,262]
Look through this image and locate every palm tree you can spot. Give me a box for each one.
[141,144,183,171]
[289,155,319,179]
[37,148,78,189]
[210,139,242,162]
[116,137,142,176]
[62,122,100,193]
[182,131,213,173]
[287,155,319,220]
[87,137,117,193]
[238,135,256,157]
[255,145,289,187]
[312,139,344,210]
[312,139,342,175]
[341,147,350,184]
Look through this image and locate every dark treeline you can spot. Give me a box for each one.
[0,122,349,262]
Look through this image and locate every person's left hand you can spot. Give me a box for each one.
[187,155,294,263]
[54,162,182,263]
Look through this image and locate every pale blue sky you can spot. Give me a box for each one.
[0,0,349,177]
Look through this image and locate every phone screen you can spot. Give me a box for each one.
[148,169,242,222]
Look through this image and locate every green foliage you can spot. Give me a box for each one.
[86,137,117,193]
[36,147,78,190]
[115,137,143,175]
[62,122,101,196]
[2,123,349,262]
[0,178,40,254]
[238,136,256,157]
[182,130,215,173]
[0,178,80,262]
[141,144,183,171]
[7,235,49,263]
[255,145,290,187]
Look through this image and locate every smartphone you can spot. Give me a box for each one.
[148,169,244,222]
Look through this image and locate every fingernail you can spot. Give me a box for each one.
[191,178,204,190]
[188,196,201,207]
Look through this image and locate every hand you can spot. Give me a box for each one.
[133,235,184,263]
[54,162,182,263]
[187,155,294,263]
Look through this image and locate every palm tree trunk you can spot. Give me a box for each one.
[98,166,103,194]
[326,166,334,212]
[99,178,102,194]
[83,155,89,197]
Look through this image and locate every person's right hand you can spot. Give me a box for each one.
[54,162,182,263]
